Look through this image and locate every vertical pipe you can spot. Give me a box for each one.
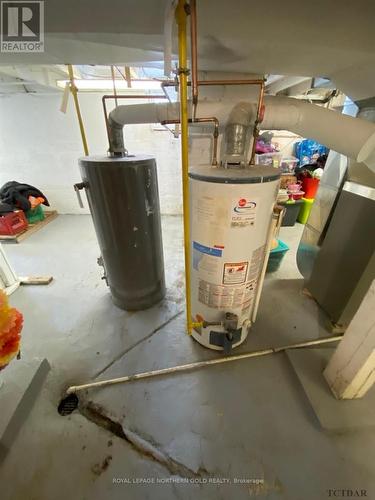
[110,65,118,107]
[176,0,193,334]
[67,64,89,156]
[190,0,198,121]
[251,212,278,323]
[124,66,132,88]
[250,80,265,164]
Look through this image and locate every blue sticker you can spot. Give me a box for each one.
[193,241,222,257]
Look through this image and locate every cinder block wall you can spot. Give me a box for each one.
[0,93,214,215]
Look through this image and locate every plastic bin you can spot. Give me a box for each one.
[256,152,282,168]
[266,239,289,273]
[297,198,314,224]
[301,177,320,199]
[0,210,28,236]
[26,204,45,224]
[279,199,303,226]
[280,156,298,173]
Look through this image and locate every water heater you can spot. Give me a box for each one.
[78,155,166,311]
[189,165,280,352]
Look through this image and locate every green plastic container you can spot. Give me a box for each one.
[297,198,314,224]
[26,204,45,224]
[266,239,289,273]
[279,199,303,227]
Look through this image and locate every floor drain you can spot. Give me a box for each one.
[58,393,79,416]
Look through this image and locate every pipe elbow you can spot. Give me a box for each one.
[107,115,127,156]
[262,96,375,166]
[107,102,180,155]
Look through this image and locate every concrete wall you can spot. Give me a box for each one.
[0,92,216,215]
[0,92,302,215]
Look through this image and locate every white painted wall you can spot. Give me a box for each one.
[0,92,216,215]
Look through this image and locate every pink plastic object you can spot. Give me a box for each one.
[287,190,305,200]
[287,182,302,192]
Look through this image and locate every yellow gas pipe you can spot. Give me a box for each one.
[67,64,89,156]
[176,1,200,333]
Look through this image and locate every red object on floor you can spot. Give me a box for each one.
[301,177,320,199]
[0,210,28,236]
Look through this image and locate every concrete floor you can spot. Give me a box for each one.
[0,215,374,500]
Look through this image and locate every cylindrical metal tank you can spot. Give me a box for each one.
[189,165,280,351]
[79,155,166,310]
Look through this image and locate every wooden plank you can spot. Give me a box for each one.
[0,211,58,244]
[19,276,53,286]
[323,280,375,399]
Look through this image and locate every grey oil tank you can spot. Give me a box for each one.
[78,155,166,310]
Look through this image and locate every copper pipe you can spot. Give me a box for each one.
[161,79,178,90]
[102,95,218,164]
[101,94,167,150]
[189,0,198,121]
[256,81,266,124]
[161,79,265,87]
[161,117,219,166]
[250,80,266,164]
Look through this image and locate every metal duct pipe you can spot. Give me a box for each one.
[108,102,180,155]
[222,96,375,170]
[106,96,375,171]
[262,97,375,171]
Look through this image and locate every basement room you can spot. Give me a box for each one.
[0,1,374,499]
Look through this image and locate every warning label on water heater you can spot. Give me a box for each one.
[231,197,258,227]
[223,261,248,285]
[198,278,257,310]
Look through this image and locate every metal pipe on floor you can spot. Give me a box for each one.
[66,334,343,395]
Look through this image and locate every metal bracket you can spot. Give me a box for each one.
[175,67,190,76]
[73,182,86,208]
[209,328,242,355]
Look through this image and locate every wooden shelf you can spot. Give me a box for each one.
[0,211,58,243]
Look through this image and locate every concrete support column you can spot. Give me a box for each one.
[324,280,375,399]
